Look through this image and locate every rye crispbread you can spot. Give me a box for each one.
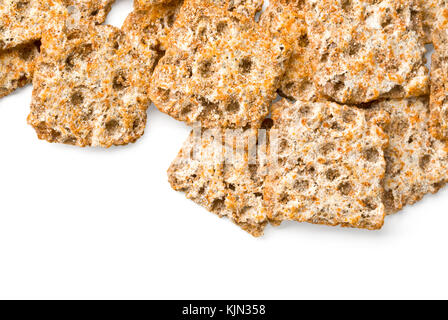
[429,4,448,140]
[61,0,116,24]
[168,125,270,237]
[265,100,388,230]
[122,0,184,74]
[306,0,428,104]
[0,41,40,98]
[149,0,290,128]
[0,0,67,50]
[27,20,151,147]
[366,97,448,214]
[261,0,318,102]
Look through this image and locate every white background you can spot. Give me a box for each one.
[0,0,447,300]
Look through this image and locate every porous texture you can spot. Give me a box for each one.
[168,127,270,237]
[265,100,387,230]
[122,0,184,74]
[306,0,428,104]
[61,0,116,24]
[430,5,448,140]
[419,0,442,43]
[0,41,40,98]
[28,20,151,148]
[150,0,290,128]
[0,0,67,50]
[366,97,448,214]
[261,0,318,102]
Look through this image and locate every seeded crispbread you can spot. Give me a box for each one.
[265,100,388,230]
[27,20,151,148]
[149,0,290,129]
[122,0,184,73]
[429,4,448,140]
[306,0,428,104]
[0,41,40,98]
[0,0,67,50]
[365,97,448,214]
[261,0,318,102]
[168,126,270,237]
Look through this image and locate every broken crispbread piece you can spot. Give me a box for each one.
[0,0,68,50]
[306,0,428,104]
[0,41,40,98]
[168,126,270,237]
[429,4,448,140]
[62,0,116,24]
[27,20,151,148]
[150,0,290,128]
[265,100,387,230]
[261,0,318,102]
[122,0,184,73]
[365,97,448,214]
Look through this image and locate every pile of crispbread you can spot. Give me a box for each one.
[2,0,448,236]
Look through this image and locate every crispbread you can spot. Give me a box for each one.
[419,0,442,43]
[122,0,184,73]
[365,97,448,214]
[168,126,269,237]
[430,4,448,140]
[27,20,151,148]
[265,100,387,230]
[61,0,116,24]
[0,0,67,50]
[149,0,290,129]
[306,0,428,104]
[261,0,318,102]
[0,41,40,98]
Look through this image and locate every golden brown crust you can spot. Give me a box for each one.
[168,128,269,237]
[27,19,152,148]
[306,0,428,104]
[265,100,388,230]
[150,0,290,128]
[366,97,448,214]
[0,41,40,98]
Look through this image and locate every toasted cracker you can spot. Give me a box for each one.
[265,100,387,230]
[366,97,448,214]
[261,0,318,102]
[306,0,428,104]
[27,20,151,148]
[0,41,40,98]
[168,126,269,237]
[149,0,290,128]
[122,0,184,73]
